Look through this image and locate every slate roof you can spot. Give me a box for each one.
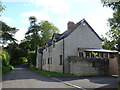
[60,19,102,41]
[46,40,52,46]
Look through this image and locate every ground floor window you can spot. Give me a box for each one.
[60,55,62,65]
[48,58,49,64]
[86,52,90,57]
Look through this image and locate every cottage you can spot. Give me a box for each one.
[36,19,118,76]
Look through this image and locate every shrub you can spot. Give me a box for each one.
[2,65,14,75]
[27,51,36,66]
[1,49,10,66]
[18,57,28,64]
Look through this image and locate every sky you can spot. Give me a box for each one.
[1,0,113,42]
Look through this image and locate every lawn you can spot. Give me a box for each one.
[31,67,75,76]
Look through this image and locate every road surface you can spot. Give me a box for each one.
[2,64,73,88]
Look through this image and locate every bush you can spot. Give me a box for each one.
[11,57,28,65]
[27,51,36,66]
[1,49,10,66]
[2,65,14,75]
[18,57,28,64]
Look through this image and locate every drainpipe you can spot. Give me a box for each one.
[63,38,65,73]
[49,47,50,71]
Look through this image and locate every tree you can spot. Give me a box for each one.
[0,21,18,45]
[39,21,59,46]
[25,16,60,50]
[0,1,5,16]
[102,2,120,51]
[102,1,120,84]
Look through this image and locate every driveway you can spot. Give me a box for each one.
[52,76,118,89]
[2,64,73,88]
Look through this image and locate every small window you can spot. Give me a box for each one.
[60,55,62,65]
[48,58,49,64]
[104,53,108,58]
[91,53,95,57]
[79,52,83,57]
[100,53,104,58]
[110,53,116,58]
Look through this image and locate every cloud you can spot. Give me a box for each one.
[14,27,28,43]
[30,0,70,14]
[0,16,14,22]
[21,11,50,24]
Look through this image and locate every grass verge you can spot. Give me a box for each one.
[118,82,120,90]
[31,67,75,77]
[2,65,14,76]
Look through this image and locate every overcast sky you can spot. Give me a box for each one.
[1,0,113,42]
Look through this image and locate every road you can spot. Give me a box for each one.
[2,64,73,88]
[52,76,118,89]
[2,64,118,89]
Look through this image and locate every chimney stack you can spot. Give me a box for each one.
[67,21,75,30]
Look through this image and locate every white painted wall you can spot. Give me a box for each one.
[64,22,102,59]
[42,39,63,73]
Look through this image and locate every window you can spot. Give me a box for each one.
[104,53,108,58]
[110,53,116,58]
[100,53,104,58]
[79,52,83,57]
[86,52,90,57]
[60,55,62,65]
[48,58,49,64]
[91,53,94,57]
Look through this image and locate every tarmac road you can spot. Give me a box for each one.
[2,64,73,89]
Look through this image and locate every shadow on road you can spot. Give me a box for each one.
[2,64,57,82]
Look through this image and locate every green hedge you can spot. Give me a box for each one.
[2,65,14,75]
[27,51,36,66]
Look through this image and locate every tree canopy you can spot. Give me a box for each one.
[0,21,18,45]
[25,16,60,51]
[102,2,120,51]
